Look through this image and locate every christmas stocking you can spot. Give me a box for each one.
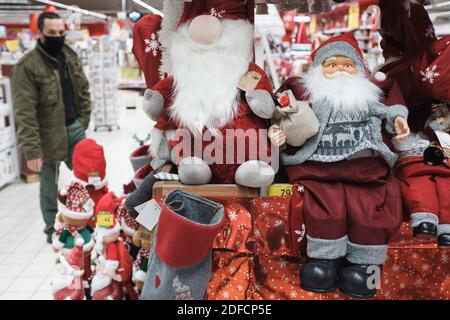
[140,190,225,300]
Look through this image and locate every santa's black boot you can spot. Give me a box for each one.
[438,234,450,247]
[300,258,342,293]
[338,264,377,299]
[413,222,438,240]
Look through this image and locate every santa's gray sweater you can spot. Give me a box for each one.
[281,101,409,168]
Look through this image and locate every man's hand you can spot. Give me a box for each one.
[269,125,287,147]
[27,158,43,173]
[394,117,411,142]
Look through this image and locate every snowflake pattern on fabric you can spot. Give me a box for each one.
[420,65,440,84]
[207,198,449,300]
[144,33,160,57]
[425,25,436,39]
[210,8,226,18]
[294,224,306,243]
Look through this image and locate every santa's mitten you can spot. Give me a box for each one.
[246,89,276,119]
[235,160,275,188]
[125,170,158,219]
[178,157,212,185]
[143,89,165,121]
[130,145,151,173]
[140,190,225,300]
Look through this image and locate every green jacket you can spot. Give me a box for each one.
[12,41,91,163]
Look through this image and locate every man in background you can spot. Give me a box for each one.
[12,12,91,243]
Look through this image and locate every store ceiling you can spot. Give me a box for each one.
[0,0,449,24]
[0,0,164,24]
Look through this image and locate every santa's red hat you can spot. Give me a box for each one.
[311,32,365,71]
[59,182,94,220]
[178,0,255,25]
[94,192,122,236]
[132,14,163,88]
[60,238,85,276]
[73,139,108,190]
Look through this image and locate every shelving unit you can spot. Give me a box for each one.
[87,36,120,132]
[0,78,19,188]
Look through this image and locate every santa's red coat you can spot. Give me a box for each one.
[53,277,85,300]
[152,63,273,184]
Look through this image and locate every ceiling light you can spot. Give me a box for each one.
[131,0,163,16]
[33,0,108,20]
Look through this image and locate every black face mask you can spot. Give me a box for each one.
[42,35,65,56]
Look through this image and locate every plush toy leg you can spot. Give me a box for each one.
[245,89,276,119]
[143,89,164,121]
[178,157,212,185]
[235,160,275,188]
[140,190,224,300]
[125,170,158,219]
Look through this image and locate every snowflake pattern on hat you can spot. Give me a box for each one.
[420,65,440,84]
[144,32,160,57]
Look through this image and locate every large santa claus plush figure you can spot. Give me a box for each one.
[143,0,277,187]
[269,33,410,299]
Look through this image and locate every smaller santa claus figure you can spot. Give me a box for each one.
[91,193,136,300]
[394,103,450,247]
[51,238,86,300]
[71,138,109,227]
[269,33,410,299]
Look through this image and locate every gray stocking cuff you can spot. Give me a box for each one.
[307,235,348,260]
[347,241,388,265]
[411,212,439,227]
[438,224,450,236]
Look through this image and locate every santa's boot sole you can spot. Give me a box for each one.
[301,284,337,294]
[338,288,376,299]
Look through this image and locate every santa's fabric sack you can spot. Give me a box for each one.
[140,190,225,300]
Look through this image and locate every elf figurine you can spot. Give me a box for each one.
[394,103,450,247]
[269,33,410,299]
[53,182,95,289]
[132,226,154,291]
[118,200,141,259]
[71,138,109,227]
[91,192,137,300]
[51,238,86,300]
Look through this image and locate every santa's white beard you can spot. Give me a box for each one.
[91,273,112,293]
[51,274,75,293]
[169,19,254,135]
[302,65,382,112]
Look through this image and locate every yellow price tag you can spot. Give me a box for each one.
[348,3,360,30]
[266,184,293,197]
[97,211,114,228]
[309,15,317,34]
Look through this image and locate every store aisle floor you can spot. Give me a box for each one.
[0,92,152,300]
